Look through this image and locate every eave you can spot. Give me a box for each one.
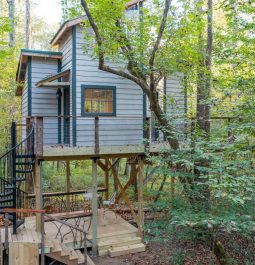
[16,49,63,96]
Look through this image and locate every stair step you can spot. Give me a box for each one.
[0,198,13,203]
[60,243,78,260]
[0,205,14,209]
[0,191,13,197]
[98,236,142,251]
[75,251,95,265]
[16,178,26,182]
[76,250,85,264]
[16,169,33,174]
[5,185,15,190]
[108,243,146,257]
[16,162,34,166]
[51,239,62,253]
[16,154,34,159]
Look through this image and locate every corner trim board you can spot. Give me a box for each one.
[58,59,62,144]
[72,26,77,146]
[28,56,32,116]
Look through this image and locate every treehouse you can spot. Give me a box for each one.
[0,1,186,264]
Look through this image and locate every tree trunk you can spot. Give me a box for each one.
[196,0,213,136]
[25,0,31,48]
[7,0,15,47]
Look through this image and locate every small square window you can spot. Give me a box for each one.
[82,86,116,116]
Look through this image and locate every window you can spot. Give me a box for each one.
[81,85,116,116]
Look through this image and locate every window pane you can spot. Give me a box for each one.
[84,88,114,114]
[84,100,91,113]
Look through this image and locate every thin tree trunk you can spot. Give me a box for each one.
[7,0,15,47]
[25,0,31,48]
[196,0,212,136]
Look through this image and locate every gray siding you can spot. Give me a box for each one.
[31,57,59,145]
[21,70,28,138]
[75,25,144,147]
[59,32,72,71]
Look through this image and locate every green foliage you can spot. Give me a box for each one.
[60,0,84,21]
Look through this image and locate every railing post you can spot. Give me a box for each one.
[11,122,17,234]
[144,117,150,152]
[94,116,99,154]
[40,213,45,265]
[35,117,43,157]
[83,231,87,265]
[4,213,9,250]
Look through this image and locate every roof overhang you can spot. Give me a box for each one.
[50,16,87,47]
[36,69,70,88]
[16,49,63,96]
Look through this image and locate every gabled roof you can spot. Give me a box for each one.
[50,0,145,47]
[16,49,62,96]
[50,16,87,47]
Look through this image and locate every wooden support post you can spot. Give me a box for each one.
[92,158,98,255]
[105,159,109,200]
[35,160,43,233]
[95,117,99,154]
[145,117,150,151]
[66,161,71,212]
[137,156,144,238]
[35,117,43,157]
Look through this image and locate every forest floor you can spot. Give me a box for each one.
[93,233,255,265]
[92,210,255,265]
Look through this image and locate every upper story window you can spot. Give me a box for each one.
[81,85,116,116]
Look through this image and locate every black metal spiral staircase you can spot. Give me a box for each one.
[0,122,35,234]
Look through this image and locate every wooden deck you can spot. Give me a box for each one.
[1,210,140,251]
[42,143,168,161]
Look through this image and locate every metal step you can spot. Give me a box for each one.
[5,185,15,190]
[16,178,26,182]
[0,205,14,209]
[0,198,13,203]
[16,161,34,166]
[0,191,13,197]
[16,154,34,159]
[16,169,33,174]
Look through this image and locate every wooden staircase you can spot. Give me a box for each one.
[98,236,146,257]
[44,237,95,265]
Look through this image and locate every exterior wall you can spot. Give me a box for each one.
[59,30,73,145]
[21,69,28,138]
[30,57,59,145]
[59,32,72,71]
[74,25,144,147]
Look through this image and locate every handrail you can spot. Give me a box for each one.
[2,208,45,214]
[43,213,89,265]
[0,123,34,159]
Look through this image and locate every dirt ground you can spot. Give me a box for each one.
[91,231,255,265]
[92,240,220,265]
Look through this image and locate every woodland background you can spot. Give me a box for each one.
[0,1,255,264]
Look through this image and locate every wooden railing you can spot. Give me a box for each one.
[2,208,90,265]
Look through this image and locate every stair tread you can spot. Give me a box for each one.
[108,243,146,257]
[51,239,62,253]
[60,243,78,260]
[0,191,13,197]
[98,236,142,247]
[0,198,13,203]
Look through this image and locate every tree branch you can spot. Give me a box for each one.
[149,0,172,85]
[81,0,150,95]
